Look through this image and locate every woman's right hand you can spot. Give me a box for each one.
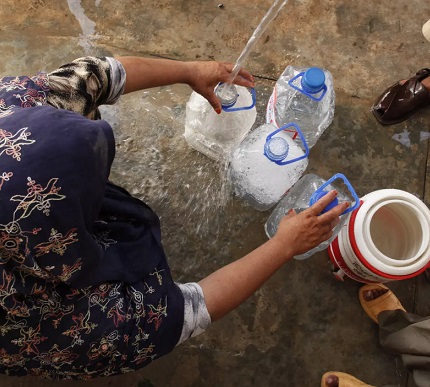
[187,61,255,113]
[273,190,350,258]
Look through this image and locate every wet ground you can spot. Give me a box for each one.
[1,0,430,386]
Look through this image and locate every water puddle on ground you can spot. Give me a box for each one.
[66,0,100,52]
[392,129,430,148]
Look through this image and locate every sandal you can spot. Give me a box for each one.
[371,68,430,125]
[321,371,376,387]
[358,283,405,324]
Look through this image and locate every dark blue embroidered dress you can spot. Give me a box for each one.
[0,69,184,378]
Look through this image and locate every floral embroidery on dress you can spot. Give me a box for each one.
[11,177,65,218]
[35,344,79,367]
[13,89,46,108]
[92,229,117,250]
[0,127,35,161]
[0,100,15,118]
[0,172,13,191]
[0,74,49,112]
[0,176,68,270]
[147,297,168,331]
[34,228,78,257]
[0,77,31,92]
[0,121,33,196]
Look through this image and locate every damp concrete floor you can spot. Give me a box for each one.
[1,0,430,386]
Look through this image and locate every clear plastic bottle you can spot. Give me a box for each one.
[265,173,359,260]
[266,66,335,149]
[184,83,257,162]
[229,122,309,211]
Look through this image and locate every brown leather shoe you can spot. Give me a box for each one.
[371,68,430,125]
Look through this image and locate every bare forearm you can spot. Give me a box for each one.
[115,56,192,94]
[198,191,349,323]
[198,238,294,322]
[115,56,255,112]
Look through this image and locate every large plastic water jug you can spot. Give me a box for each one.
[184,83,257,162]
[266,66,335,149]
[265,173,359,260]
[329,189,430,283]
[229,122,309,211]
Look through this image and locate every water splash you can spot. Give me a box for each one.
[66,0,100,52]
[107,85,234,238]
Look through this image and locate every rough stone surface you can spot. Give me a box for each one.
[1,0,430,386]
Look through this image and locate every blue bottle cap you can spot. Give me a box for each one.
[264,137,289,162]
[301,68,325,94]
[309,190,338,213]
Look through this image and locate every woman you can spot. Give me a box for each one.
[0,56,347,379]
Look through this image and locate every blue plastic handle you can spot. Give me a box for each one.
[309,173,360,215]
[222,87,256,112]
[288,72,327,102]
[264,122,310,165]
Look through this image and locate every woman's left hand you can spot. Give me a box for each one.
[187,61,255,113]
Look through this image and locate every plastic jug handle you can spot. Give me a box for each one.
[222,87,256,112]
[265,122,310,165]
[288,72,327,102]
[309,173,360,215]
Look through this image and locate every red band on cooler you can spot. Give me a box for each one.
[329,237,379,283]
